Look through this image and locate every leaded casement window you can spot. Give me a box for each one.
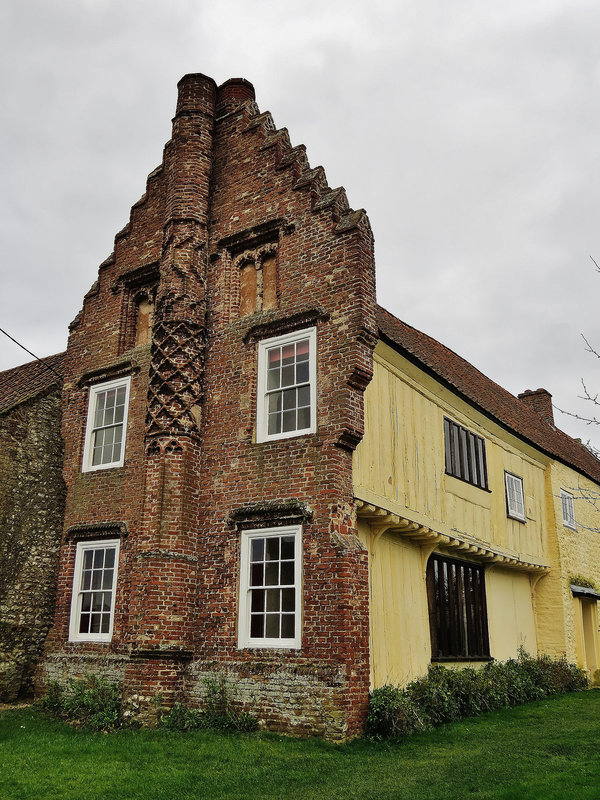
[238,526,302,649]
[256,328,316,442]
[82,377,131,472]
[69,539,120,642]
[561,489,576,530]
[426,553,490,661]
[505,472,526,522]
[443,418,488,490]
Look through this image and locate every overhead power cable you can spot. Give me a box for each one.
[0,325,64,381]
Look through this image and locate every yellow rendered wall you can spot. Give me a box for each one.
[354,342,548,564]
[353,341,552,686]
[545,462,600,673]
[359,516,539,686]
[357,521,431,687]
[486,568,537,661]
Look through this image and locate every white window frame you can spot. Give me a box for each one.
[561,489,576,530]
[238,525,302,650]
[82,376,131,472]
[256,327,317,443]
[505,472,526,522]
[69,538,120,642]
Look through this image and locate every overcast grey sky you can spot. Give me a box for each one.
[1,0,599,448]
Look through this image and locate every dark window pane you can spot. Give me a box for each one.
[265,614,280,638]
[93,549,105,569]
[83,551,94,569]
[267,368,280,391]
[469,435,478,485]
[282,389,296,411]
[92,571,102,590]
[94,393,105,428]
[251,538,264,562]
[92,443,103,466]
[296,362,309,384]
[266,589,280,612]
[281,365,295,387]
[282,410,296,432]
[250,563,264,587]
[101,615,110,634]
[268,413,281,435]
[297,407,310,430]
[296,339,309,358]
[281,588,295,612]
[281,537,295,559]
[268,348,281,367]
[104,548,115,569]
[459,428,469,482]
[250,614,264,638]
[297,385,310,406]
[251,589,265,612]
[281,614,295,638]
[266,538,279,560]
[81,593,91,612]
[79,614,90,634]
[82,571,92,590]
[281,344,295,364]
[280,562,294,585]
[444,419,487,490]
[268,392,282,413]
[444,419,452,473]
[90,614,101,633]
[265,563,279,586]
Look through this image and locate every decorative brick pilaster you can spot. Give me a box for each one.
[125,75,217,701]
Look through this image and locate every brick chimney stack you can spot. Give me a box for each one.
[216,77,255,115]
[518,388,554,425]
[124,73,217,712]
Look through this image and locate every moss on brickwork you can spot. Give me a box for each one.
[0,390,65,701]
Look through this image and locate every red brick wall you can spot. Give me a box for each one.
[39,73,376,739]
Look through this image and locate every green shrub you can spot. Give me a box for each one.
[367,652,588,739]
[406,667,462,725]
[158,702,204,731]
[38,680,64,714]
[38,675,122,731]
[159,674,258,733]
[366,684,429,738]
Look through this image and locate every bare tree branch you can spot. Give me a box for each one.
[581,334,600,360]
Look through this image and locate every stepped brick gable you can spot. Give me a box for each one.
[38,74,377,738]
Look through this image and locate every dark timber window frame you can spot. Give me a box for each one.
[426,553,491,662]
[444,418,489,490]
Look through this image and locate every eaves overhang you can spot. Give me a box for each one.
[356,499,550,574]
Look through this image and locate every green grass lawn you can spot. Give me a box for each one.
[1,691,599,800]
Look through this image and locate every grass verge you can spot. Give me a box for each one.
[1,691,599,800]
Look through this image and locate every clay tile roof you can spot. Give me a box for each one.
[0,352,65,415]
[376,305,600,486]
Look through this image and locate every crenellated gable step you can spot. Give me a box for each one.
[243,110,276,134]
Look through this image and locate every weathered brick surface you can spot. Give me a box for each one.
[38,73,376,737]
[0,386,65,700]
